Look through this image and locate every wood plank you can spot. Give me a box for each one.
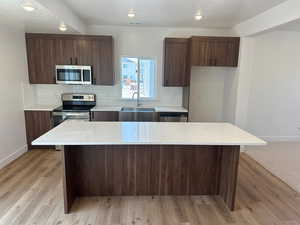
[218,145,240,210]
[64,145,222,199]
[62,147,77,214]
[24,111,54,150]
[0,150,300,225]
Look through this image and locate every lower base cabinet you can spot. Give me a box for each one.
[91,111,119,121]
[24,111,54,150]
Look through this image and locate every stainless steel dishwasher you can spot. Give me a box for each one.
[158,112,188,122]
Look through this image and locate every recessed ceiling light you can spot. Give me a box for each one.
[59,22,67,32]
[128,9,136,18]
[21,0,35,12]
[195,11,203,20]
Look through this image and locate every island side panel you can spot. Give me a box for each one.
[66,145,221,196]
[62,146,77,214]
[218,145,240,210]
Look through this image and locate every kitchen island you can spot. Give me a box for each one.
[32,121,266,213]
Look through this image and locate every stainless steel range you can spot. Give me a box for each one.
[53,93,96,127]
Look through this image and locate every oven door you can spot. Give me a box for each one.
[56,66,83,85]
[52,111,90,127]
[63,112,90,121]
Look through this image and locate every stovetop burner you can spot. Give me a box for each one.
[54,93,96,112]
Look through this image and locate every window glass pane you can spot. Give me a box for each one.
[121,57,156,99]
[139,59,155,98]
[121,57,138,99]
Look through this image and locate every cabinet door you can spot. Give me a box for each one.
[54,38,76,65]
[74,39,93,65]
[24,111,53,149]
[190,38,200,66]
[164,38,190,86]
[91,111,119,121]
[91,37,114,85]
[209,39,228,66]
[226,38,240,67]
[26,36,56,84]
[190,36,240,67]
[190,37,210,66]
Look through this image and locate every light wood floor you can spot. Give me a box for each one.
[0,150,300,225]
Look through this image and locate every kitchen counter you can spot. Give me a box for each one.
[32,120,265,146]
[24,105,188,113]
[91,106,122,111]
[24,104,59,111]
[32,120,265,214]
[155,106,188,113]
[91,106,188,112]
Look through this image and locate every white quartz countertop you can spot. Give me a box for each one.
[32,120,266,146]
[24,104,59,111]
[91,106,122,112]
[155,106,188,113]
[91,106,188,112]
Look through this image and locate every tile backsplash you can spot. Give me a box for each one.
[22,83,183,107]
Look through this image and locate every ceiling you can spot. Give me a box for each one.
[0,0,75,33]
[62,0,288,28]
[0,0,297,33]
[275,19,300,32]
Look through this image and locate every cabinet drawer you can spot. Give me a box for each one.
[91,111,119,121]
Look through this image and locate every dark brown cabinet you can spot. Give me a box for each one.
[190,36,240,67]
[163,38,190,86]
[91,111,119,121]
[163,36,240,87]
[24,111,53,149]
[54,38,76,65]
[91,37,114,85]
[26,37,56,84]
[25,34,114,85]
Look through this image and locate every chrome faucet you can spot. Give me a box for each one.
[132,91,141,107]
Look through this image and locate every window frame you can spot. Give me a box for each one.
[120,56,157,101]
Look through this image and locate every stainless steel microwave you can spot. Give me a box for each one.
[56,65,92,85]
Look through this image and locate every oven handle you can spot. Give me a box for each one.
[64,112,90,117]
[53,112,90,117]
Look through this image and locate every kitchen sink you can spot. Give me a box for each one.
[119,107,158,121]
[121,107,156,112]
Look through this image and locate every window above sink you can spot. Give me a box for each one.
[121,57,156,100]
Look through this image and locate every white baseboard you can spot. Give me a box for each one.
[0,145,28,169]
[259,136,300,142]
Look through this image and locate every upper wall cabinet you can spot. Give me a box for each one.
[25,34,114,85]
[163,38,190,87]
[26,36,56,84]
[190,36,240,67]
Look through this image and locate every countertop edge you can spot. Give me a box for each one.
[32,141,267,146]
[24,105,59,111]
[91,106,189,113]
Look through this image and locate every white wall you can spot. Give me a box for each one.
[248,31,300,140]
[236,31,300,141]
[189,67,227,122]
[234,37,256,129]
[0,23,28,168]
[245,142,300,193]
[24,25,236,109]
